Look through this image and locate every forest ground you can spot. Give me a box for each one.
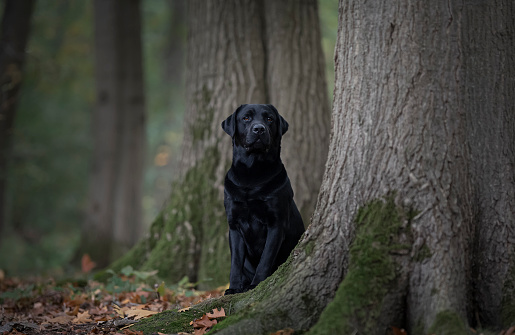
[2,264,515,335]
[0,261,227,335]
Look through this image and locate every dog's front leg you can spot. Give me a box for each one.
[251,224,284,287]
[226,228,246,295]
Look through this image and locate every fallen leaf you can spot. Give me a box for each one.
[191,314,217,329]
[72,310,93,324]
[113,304,128,317]
[81,254,97,273]
[206,307,225,319]
[125,308,159,320]
[66,305,80,316]
[45,314,74,324]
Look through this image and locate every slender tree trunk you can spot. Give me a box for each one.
[109,0,330,289]
[264,0,330,220]
[153,0,512,334]
[0,0,35,243]
[82,0,145,268]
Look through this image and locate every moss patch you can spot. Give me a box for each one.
[130,293,252,334]
[307,196,411,335]
[413,243,432,262]
[132,308,204,334]
[191,85,215,143]
[304,240,315,256]
[427,310,471,335]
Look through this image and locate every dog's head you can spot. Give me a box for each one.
[222,104,288,153]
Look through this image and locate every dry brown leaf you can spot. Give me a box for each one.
[72,310,93,324]
[206,307,225,319]
[81,254,97,273]
[191,314,218,329]
[125,308,159,320]
[178,307,191,312]
[45,314,74,324]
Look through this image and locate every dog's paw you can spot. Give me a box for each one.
[224,288,243,295]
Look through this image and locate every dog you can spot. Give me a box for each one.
[221,104,304,295]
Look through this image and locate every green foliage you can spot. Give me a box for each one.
[0,284,35,303]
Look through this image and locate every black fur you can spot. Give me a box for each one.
[221,104,304,295]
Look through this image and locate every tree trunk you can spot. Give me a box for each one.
[264,0,331,220]
[0,0,35,243]
[138,0,513,334]
[108,0,330,289]
[82,0,145,268]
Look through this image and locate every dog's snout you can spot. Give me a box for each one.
[252,124,266,135]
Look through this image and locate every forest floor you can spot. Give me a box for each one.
[0,264,226,335]
[2,265,515,335]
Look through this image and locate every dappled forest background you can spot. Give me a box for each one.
[0,0,338,276]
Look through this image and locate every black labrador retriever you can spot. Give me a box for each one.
[221,104,304,295]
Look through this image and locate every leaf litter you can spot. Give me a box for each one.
[2,264,513,335]
[0,267,225,335]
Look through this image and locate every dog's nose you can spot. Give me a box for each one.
[252,124,265,135]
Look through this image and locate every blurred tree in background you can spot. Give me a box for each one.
[0,0,35,245]
[0,0,338,278]
[77,0,146,269]
[0,0,94,275]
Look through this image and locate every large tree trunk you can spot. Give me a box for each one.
[81,0,145,268]
[135,0,514,334]
[0,0,35,243]
[109,0,330,289]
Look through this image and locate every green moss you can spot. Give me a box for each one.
[132,308,204,334]
[304,240,315,256]
[412,319,426,335]
[427,310,471,335]
[413,244,432,262]
[191,85,215,143]
[308,196,411,335]
[210,311,247,333]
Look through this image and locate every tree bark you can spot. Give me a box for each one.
[464,1,515,327]
[108,0,330,289]
[82,0,145,268]
[0,0,35,243]
[141,0,513,334]
[264,0,331,220]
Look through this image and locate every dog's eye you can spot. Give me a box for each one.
[243,116,250,121]
[266,117,273,123]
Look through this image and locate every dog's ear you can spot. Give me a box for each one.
[222,104,246,137]
[267,104,288,135]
